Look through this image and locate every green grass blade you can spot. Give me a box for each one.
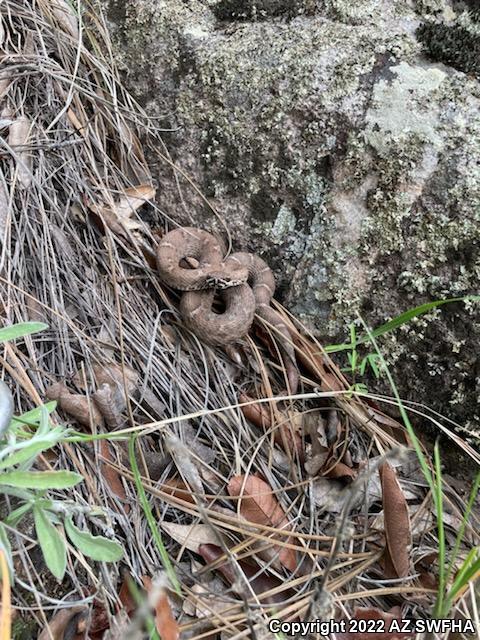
[128,436,181,595]
[446,473,480,586]
[356,315,434,490]
[433,442,446,618]
[0,322,48,343]
[326,296,480,353]
[447,551,480,605]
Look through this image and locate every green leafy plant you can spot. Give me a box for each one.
[332,296,479,395]
[326,295,480,354]
[341,323,384,395]
[432,444,480,618]
[357,316,480,620]
[0,322,123,582]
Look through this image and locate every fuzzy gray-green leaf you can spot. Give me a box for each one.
[33,504,66,580]
[0,470,83,489]
[65,516,123,562]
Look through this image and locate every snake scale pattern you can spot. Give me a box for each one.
[156,227,299,392]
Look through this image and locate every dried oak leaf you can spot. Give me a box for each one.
[198,543,293,606]
[49,0,79,38]
[8,116,32,188]
[162,478,196,504]
[46,383,103,428]
[333,607,415,640]
[239,392,303,460]
[87,185,155,239]
[323,460,356,481]
[98,440,130,514]
[38,606,86,640]
[380,462,412,579]
[161,522,223,554]
[227,474,296,572]
[142,576,179,640]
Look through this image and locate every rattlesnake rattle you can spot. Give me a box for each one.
[156,227,299,393]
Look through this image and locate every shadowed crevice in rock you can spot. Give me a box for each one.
[417,21,480,77]
[212,0,320,21]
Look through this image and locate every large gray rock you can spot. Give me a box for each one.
[107,0,480,443]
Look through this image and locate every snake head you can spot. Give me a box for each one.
[205,265,249,289]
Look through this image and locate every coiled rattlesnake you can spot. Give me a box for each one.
[156,227,298,392]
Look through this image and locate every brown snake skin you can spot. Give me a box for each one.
[156,227,299,392]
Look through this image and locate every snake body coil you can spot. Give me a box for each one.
[156,227,298,392]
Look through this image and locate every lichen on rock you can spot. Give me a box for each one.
[107,0,480,444]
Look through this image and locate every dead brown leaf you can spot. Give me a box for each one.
[162,478,196,504]
[161,522,223,554]
[239,393,303,460]
[98,441,130,514]
[380,462,411,578]
[38,606,86,640]
[198,543,293,606]
[227,474,296,572]
[142,576,179,640]
[323,460,356,481]
[87,185,155,239]
[8,116,32,188]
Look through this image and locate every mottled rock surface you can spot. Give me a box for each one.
[106,0,480,443]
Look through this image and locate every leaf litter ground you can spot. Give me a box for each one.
[0,1,479,638]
